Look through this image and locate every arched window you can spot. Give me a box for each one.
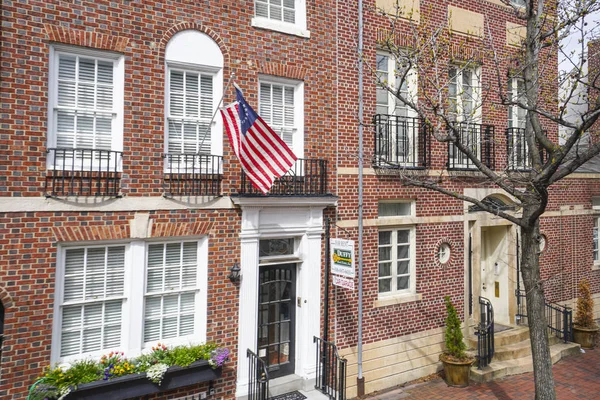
[164,30,224,168]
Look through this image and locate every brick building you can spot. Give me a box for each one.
[0,1,599,400]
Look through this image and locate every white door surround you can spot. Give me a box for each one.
[232,197,336,398]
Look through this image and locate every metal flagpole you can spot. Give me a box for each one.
[357,0,365,396]
[197,72,236,153]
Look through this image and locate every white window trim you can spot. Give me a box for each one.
[164,63,223,173]
[509,78,527,129]
[377,226,417,300]
[47,45,124,171]
[449,65,482,123]
[51,238,208,364]
[251,0,310,38]
[376,51,418,118]
[377,200,416,218]
[258,75,304,159]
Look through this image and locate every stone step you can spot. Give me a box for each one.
[467,325,530,348]
[467,335,562,362]
[469,341,581,383]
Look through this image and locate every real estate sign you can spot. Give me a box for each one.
[330,238,355,278]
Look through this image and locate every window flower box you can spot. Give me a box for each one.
[65,360,221,400]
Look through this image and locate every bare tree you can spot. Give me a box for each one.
[369,1,600,399]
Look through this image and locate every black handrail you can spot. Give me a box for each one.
[163,153,223,196]
[372,115,431,169]
[314,336,347,400]
[476,296,495,369]
[239,158,328,196]
[45,148,122,197]
[447,123,495,170]
[515,290,573,343]
[247,349,269,400]
[505,128,548,171]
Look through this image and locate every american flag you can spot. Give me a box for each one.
[220,86,297,194]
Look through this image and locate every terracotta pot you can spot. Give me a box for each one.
[573,325,599,349]
[440,354,475,387]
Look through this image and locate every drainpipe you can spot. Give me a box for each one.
[357,0,365,396]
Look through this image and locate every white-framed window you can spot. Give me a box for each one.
[258,77,304,158]
[376,52,417,118]
[164,30,223,171]
[448,65,482,167]
[510,0,526,7]
[375,52,418,165]
[508,78,527,129]
[448,65,481,123]
[252,0,309,38]
[508,78,529,169]
[166,69,214,155]
[47,46,124,169]
[378,227,416,296]
[378,201,413,218]
[52,239,208,363]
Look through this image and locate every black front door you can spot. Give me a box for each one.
[258,264,295,378]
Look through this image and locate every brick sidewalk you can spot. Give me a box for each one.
[364,349,600,400]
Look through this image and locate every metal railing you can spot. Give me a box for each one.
[163,153,223,196]
[239,158,328,196]
[372,115,431,169]
[506,128,549,171]
[314,336,347,400]
[45,148,122,197]
[247,349,269,400]
[447,122,495,170]
[476,296,495,369]
[515,290,573,343]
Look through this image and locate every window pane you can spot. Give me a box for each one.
[379,262,391,277]
[378,278,391,293]
[397,229,409,243]
[379,231,391,245]
[397,276,409,290]
[378,246,391,261]
[378,202,411,217]
[397,244,409,259]
[397,260,409,275]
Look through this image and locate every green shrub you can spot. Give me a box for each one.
[443,296,468,361]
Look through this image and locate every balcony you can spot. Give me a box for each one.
[373,115,431,169]
[163,153,223,196]
[447,123,495,170]
[45,148,122,197]
[238,158,328,196]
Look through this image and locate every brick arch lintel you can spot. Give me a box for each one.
[43,24,129,53]
[257,62,308,81]
[159,22,230,62]
[0,287,14,310]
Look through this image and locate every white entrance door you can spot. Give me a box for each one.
[481,226,510,325]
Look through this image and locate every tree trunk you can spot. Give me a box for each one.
[520,215,556,400]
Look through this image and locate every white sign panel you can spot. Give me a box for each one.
[333,275,355,290]
[330,238,355,278]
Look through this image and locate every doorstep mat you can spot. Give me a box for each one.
[270,391,308,400]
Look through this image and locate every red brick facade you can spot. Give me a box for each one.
[1,1,599,399]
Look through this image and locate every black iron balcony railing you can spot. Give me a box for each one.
[239,158,328,196]
[506,128,550,171]
[163,153,223,196]
[447,122,495,170]
[373,115,431,169]
[45,148,122,197]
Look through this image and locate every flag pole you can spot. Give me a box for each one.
[198,72,236,153]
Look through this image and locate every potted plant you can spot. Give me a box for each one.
[28,343,229,400]
[439,296,475,387]
[573,278,599,349]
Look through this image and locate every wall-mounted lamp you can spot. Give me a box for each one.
[228,263,241,284]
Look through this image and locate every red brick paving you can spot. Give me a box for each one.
[364,349,600,400]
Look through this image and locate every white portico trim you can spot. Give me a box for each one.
[232,196,336,398]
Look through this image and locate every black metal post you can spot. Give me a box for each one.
[323,218,331,390]
[468,234,473,316]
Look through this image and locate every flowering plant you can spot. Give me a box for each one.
[28,343,228,400]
